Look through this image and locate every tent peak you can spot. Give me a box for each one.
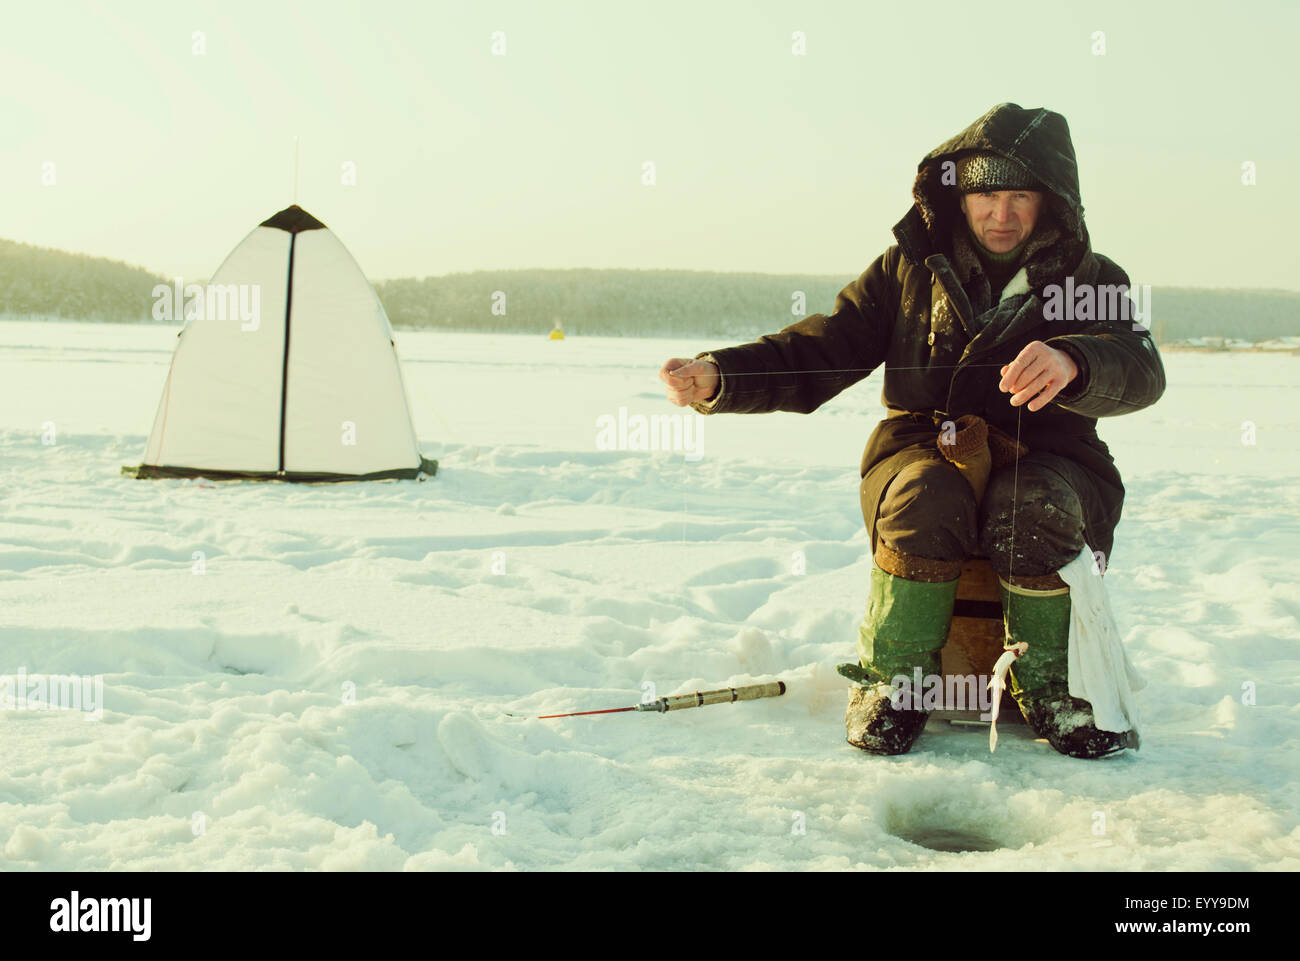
[260,205,328,234]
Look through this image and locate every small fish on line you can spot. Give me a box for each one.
[987,642,1029,752]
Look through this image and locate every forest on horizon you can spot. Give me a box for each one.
[3,236,1298,343]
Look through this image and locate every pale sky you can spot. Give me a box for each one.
[3,0,1296,289]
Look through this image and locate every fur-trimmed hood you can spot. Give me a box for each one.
[892,103,1091,294]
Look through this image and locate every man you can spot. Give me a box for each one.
[659,103,1165,759]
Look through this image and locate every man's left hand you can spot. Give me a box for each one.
[999,341,1078,412]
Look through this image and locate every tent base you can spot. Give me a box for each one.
[122,456,438,482]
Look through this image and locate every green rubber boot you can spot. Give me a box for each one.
[838,562,958,755]
[1001,578,1131,758]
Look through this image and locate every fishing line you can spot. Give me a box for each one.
[1006,401,1023,642]
[675,361,1012,377]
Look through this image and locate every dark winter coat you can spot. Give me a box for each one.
[692,103,1166,562]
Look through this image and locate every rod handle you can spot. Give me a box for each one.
[643,681,786,713]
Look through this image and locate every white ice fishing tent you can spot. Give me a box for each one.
[127,205,436,481]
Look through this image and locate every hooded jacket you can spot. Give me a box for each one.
[692,103,1166,562]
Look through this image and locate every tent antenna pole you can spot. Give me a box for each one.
[292,136,300,204]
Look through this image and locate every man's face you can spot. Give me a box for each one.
[960,190,1043,253]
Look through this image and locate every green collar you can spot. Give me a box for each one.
[968,223,1027,265]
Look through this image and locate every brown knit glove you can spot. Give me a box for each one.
[987,422,1029,470]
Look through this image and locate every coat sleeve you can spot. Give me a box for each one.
[690,248,897,415]
[1045,257,1166,418]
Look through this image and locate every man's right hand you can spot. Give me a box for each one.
[659,357,720,407]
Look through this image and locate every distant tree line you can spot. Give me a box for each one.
[0,238,163,322]
[374,269,849,339]
[1144,288,1300,342]
[374,270,1300,343]
[3,238,1298,342]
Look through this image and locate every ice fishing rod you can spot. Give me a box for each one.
[506,681,787,719]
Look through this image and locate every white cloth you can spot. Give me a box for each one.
[997,267,1031,304]
[1057,546,1145,742]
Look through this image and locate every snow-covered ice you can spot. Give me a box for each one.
[1,321,1297,870]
